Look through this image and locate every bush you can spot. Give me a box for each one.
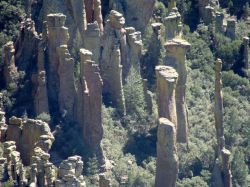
[231,148,249,187]
[214,33,242,70]
[36,112,51,123]
[124,67,146,121]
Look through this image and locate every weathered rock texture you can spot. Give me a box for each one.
[226,19,236,40]
[156,66,178,126]
[168,0,177,12]
[85,22,101,64]
[84,0,104,36]
[155,118,178,187]
[203,5,215,25]
[0,108,7,142]
[57,45,76,119]
[31,147,55,186]
[164,8,182,40]
[37,0,87,48]
[215,12,224,33]
[109,0,155,33]
[2,42,19,87]
[243,37,249,72]
[55,156,86,187]
[6,117,54,165]
[165,38,190,143]
[125,27,143,76]
[142,23,163,85]
[221,148,232,187]
[214,59,225,151]
[79,49,104,162]
[214,59,233,187]
[47,13,76,120]
[198,0,219,22]
[101,10,126,115]
[2,141,26,185]
[32,41,49,115]
[15,18,40,71]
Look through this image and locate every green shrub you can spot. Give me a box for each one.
[124,67,146,121]
[36,112,51,123]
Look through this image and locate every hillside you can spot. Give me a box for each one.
[0,0,249,186]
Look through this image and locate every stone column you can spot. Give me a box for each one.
[101,10,126,115]
[47,13,76,120]
[106,45,126,115]
[221,148,232,187]
[93,0,104,36]
[57,45,76,120]
[84,22,101,64]
[76,49,92,127]
[126,29,143,75]
[155,66,178,126]
[80,49,105,163]
[33,41,49,116]
[2,42,19,87]
[203,5,215,25]
[69,0,87,34]
[84,0,103,37]
[198,0,210,20]
[164,8,182,40]
[46,13,68,115]
[55,156,86,187]
[243,37,249,71]
[155,118,178,187]
[214,59,225,151]
[215,12,224,33]
[168,0,177,12]
[165,39,190,143]
[226,19,236,40]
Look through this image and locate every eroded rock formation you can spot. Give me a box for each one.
[243,36,249,74]
[142,23,163,85]
[2,42,19,87]
[164,8,182,40]
[155,118,178,187]
[125,27,143,76]
[226,19,236,40]
[203,5,215,25]
[6,117,54,165]
[32,40,49,115]
[2,141,26,186]
[214,59,233,187]
[55,156,86,187]
[156,66,178,126]
[0,107,7,142]
[109,0,155,33]
[85,22,101,64]
[101,10,126,115]
[215,12,224,33]
[79,49,105,163]
[198,0,219,22]
[84,0,104,36]
[47,13,76,120]
[15,18,41,71]
[57,45,76,120]
[165,38,190,143]
[214,59,225,151]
